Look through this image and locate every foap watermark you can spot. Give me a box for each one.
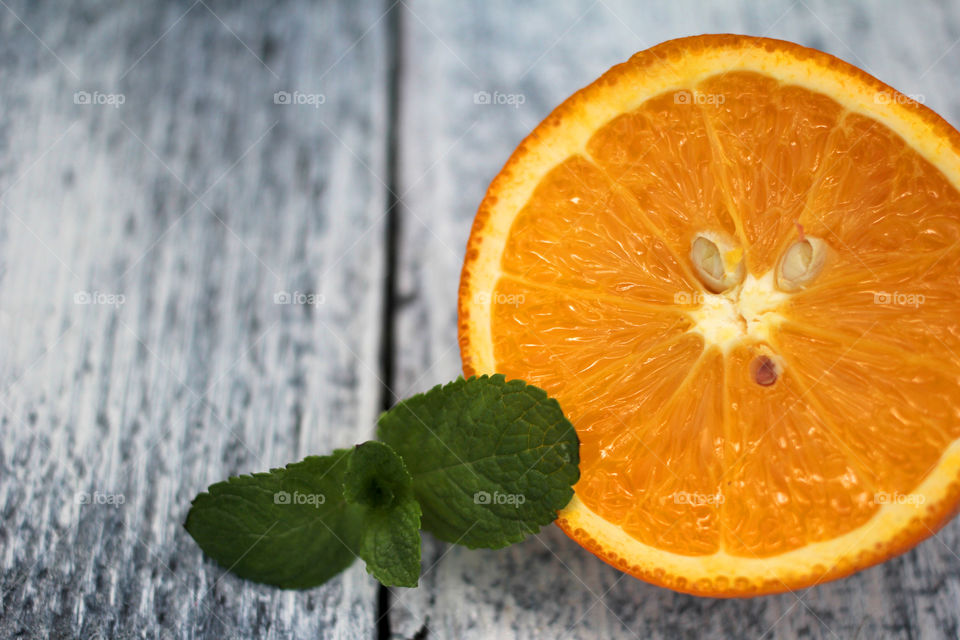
[873,291,925,308]
[673,290,706,305]
[874,91,925,105]
[473,490,526,507]
[274,290,325,307]
[474,291,524,307]
[875,491,925,506]
[74,91,125,108]
[673,90,725,106]
[274,490,326,508]
[274,90,325,108]
[74,290,126,308]
[473,90,526,109]
[75,491,125,507]
[671,491,725,506]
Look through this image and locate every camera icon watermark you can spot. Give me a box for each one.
[75,491,125,507]
[873,291,924,308]
[473,490,526,507]
[274,90,326,108]
[274,490,326,508]
[74,91,126,108]
[473,90,526,109]
[874,91,925,105]
[274,290,325,307]
[671,491,724,505]
[673,290,706,305]
[673,90,725,106]
[473,291,524,307]
[74,290,126,308]
[874,491,925,506]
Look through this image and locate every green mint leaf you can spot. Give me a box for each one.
[377,375,580,549]
[356,498,421,587]
[184,451,362,589]
[344,441,410,509]
[344,442,422,587]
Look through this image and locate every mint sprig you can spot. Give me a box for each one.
[183,451,363,589]
[344,442,421,587]
[184,375,580,590]
[379,375,579,549]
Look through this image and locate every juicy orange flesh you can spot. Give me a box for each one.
[492,71,960,557]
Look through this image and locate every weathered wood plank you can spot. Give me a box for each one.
[391,1,960,638]
[0,1,391,637]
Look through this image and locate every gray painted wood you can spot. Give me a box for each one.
[391,1,960,639]
[0,1,390,638]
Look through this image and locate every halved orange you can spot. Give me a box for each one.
[458,34,960,597]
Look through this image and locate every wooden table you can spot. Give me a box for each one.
[2,1,959,638]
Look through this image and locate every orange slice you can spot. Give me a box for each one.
[458,35,960,597]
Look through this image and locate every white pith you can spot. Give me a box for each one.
[688,270,789,353]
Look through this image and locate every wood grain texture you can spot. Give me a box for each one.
[390,1,960,639]
[0,1,390,638]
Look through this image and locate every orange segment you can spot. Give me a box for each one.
[491,277,698,440]
[697,72,843,274]
[723,341,877,556]
[458,35,960,597]
[500,156,698,304]
[804,113,960,255]
[586,92,738,260]
[774,324,960,497]
[615,347,725,555]
[785,249,960,359]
